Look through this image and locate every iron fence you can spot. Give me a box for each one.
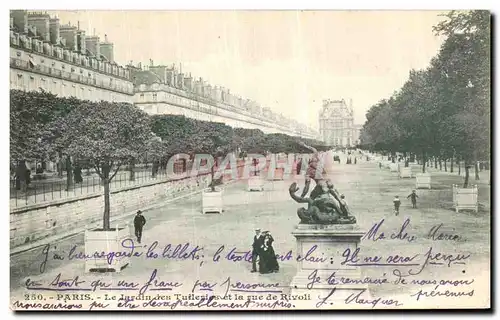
[10,161,195,209]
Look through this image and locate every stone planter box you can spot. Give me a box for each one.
[389,163,398,172]
[248,175,264,191]
[399,166,412,178]
[202,188,223,214]
[452,184,478,213]
[268,167,285,180]
[84,225,131,273]
[415,173,431,189]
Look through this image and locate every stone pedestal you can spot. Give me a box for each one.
[290,224,369,308]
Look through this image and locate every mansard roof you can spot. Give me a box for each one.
[132,70,162,86]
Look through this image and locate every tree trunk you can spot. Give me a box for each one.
[475,161,480,180]
[439,158,442,171]
[210,165,215,192]
[422,152,426,173]
[444,158,447,172]
[57,151,64,178]
[450,153,454,173]
[66,156,73,191]
[434,157,438,169]
[129,159,135,181]
[458,158,461,176]
[464,164,470,188]
[102,163,111,230]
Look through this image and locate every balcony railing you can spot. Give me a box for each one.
[10,57,134,95]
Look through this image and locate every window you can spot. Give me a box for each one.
[152,93,157,101]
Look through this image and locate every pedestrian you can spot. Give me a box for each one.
[393,196,401,216]
[296,159,302,175]
[259,231,279,274]
[134,210,146,243]
[407,190,419,208]
[354,157,357,164]
[251,228,264,273]
[73,164,83,184]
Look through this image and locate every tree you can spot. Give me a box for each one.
[54,101,152,230]
[10,89,84,188]
[360,10,490,184]
[433,10,490,186]
[191,120,234,191]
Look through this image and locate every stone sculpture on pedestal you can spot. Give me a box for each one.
[288,150,368,308]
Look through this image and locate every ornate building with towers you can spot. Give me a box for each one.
[319,98,360,147]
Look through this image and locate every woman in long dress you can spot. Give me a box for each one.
[259,231,279,274]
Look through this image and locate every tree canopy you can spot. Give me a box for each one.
[360,10,490,184]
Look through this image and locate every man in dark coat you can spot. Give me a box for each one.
[134,210,146,243]
[251,228,264,273]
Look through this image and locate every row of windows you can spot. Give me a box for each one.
[10,72,131,103]
[141,104,276,132]
[11,32,130,80]
[137,91,312,136]
[11,57,134,95]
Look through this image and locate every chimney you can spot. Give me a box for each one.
[166,66,175,86]
[49,18,60,45]
[177,72,184,89]
[183,74,193,91]
[60,24,78,51]
[11,10,28,34]
[100,34,114,62]
[76,29,86,54]
[85,35,100,57]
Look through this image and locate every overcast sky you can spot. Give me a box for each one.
[49,10,448,128]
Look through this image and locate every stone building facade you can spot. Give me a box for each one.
[132,64,319,139]
[9,11,134,103]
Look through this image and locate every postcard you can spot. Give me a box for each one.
[9,9,491,311]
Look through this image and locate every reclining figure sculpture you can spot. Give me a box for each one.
[289,180,356,224]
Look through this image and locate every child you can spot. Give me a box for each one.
[393,196,401,216]
[407,190,419,208]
